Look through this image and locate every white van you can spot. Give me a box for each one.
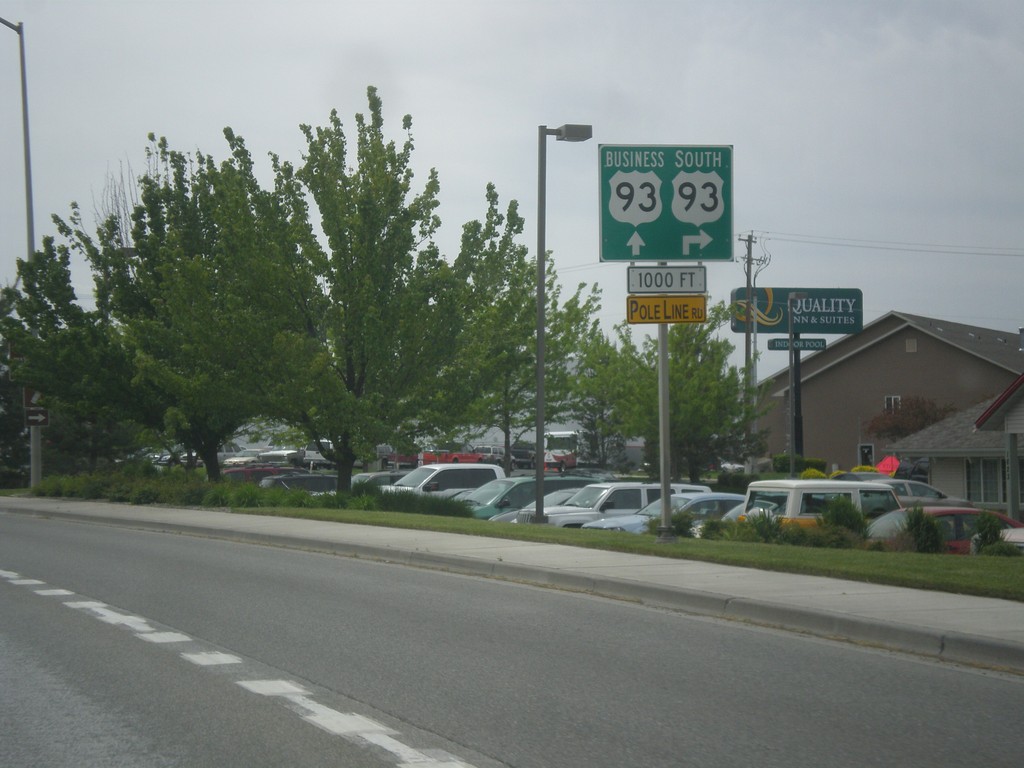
[742,479,901,527]
[384,463,505,495]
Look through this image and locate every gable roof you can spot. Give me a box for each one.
[975,371,1024,431]
[762,310,1023,388]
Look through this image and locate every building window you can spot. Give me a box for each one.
[884,395,901,414]
[906,338,917,353]
[965,458,1005,503]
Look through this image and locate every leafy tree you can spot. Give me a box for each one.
[616,302,767,482]
[568,327,633,468]
[451,184,601,472]
[1,229,157,474]
[866,395,955,442]
[268,87,466,490]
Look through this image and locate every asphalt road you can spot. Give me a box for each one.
[2,513,1022,768]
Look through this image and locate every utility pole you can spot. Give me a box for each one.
[740,233,756,377]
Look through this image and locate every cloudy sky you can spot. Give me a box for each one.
[1,0,1022,376]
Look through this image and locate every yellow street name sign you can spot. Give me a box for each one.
[626,294,707,324]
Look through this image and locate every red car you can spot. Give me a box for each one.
[866,506,1024,554]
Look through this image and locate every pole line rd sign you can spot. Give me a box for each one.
[600,145,733,262]
[627,265,706,294]
[627,294,707,325]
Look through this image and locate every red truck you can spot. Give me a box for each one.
[417,448,485,465]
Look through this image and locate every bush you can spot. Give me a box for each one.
[819,496,867,536]
[978,541,1023,557]
[666,509,696,538]
[800,468,827,479]
[974,512,1005,550]
[747,509,783,543]
[902,506,943,553]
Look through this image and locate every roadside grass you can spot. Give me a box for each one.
[15,468,1024,603]
[241,505,1024,603]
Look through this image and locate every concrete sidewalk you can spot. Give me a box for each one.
[3,495,1024,674]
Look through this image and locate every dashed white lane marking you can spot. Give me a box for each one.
[240,680,476,766]
[137,631,191,643]
[182,651,242,666]
[64,601,156,632]
[5,568,482,768]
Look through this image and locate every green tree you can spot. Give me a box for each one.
[271,87,465,489]
[568,327,632,469]
[617,302,766,482]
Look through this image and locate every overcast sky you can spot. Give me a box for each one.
[2,0,1022,376]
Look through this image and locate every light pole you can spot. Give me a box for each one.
[1,16,41,488]
[534,123,591,523]
[787,291,807,478]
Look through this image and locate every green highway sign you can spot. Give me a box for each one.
[767,338,827,351]
[600,145,733,262]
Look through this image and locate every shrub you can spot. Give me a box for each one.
[902,506,943,553]
[668,509,696,538]
[718,521,762,542]
[974,512,1005,550]
[800,468,827,479]
[819,496,867,536]
[230,483,263,508]
[747,510,783,543]
[978,541,1023,557]
[202,485,233,507]
[779,524,859,549]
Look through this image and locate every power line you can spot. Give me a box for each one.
[752,231,1023,258]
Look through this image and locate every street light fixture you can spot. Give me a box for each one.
[1,15,41,488]
[534,123,592,523]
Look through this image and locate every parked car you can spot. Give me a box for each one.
[893,457,930,483]
[520,481,712,527]
[741,479,901,527]
[303,441,335,469]
[582,492,746,534]
[872,478,971,508]
[460,475,596,520]
[259,473,337,494]
[866,507,1024,554]
[258,447,304,466]
[472,445,506,465]
[351,470,409,487]
[490,488,581,522]
[383,463,505,495]
[417,448,486,465]
[222,448,269,467]
[832,471,893,481]
[222,464,305,483]
[1001,527,1024,553]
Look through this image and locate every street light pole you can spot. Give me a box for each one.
[534,123,591,523]
[1,16,41,488]
[787,291,807,478]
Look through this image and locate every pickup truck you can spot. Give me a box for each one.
[518,481,711,527]
[418,449,485,465]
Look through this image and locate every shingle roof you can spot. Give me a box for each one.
[886,400,1002,456]
[891,312,1022,374]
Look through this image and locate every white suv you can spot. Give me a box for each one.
[519,481,711,527]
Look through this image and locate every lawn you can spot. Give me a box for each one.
[240,505,1024,603]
